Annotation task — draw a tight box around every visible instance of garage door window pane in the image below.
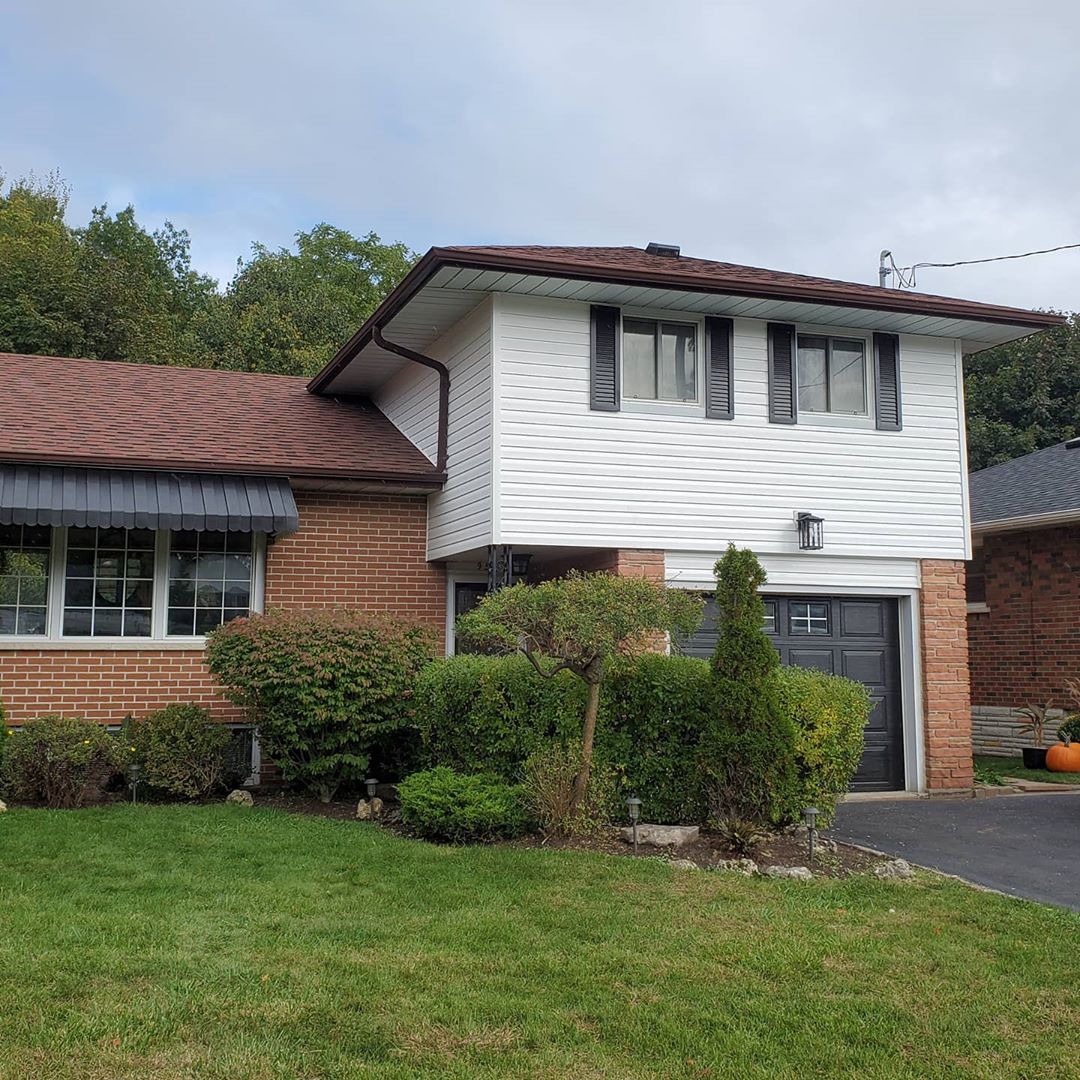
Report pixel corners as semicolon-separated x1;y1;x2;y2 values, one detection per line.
789;601;829;635
762;601;777;633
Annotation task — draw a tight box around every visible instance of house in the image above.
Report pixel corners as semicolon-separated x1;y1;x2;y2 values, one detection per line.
0;245;1062;792
968;440;1080;754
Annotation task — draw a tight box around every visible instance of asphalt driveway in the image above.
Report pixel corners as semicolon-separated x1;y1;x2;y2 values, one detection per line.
829;792;1080;910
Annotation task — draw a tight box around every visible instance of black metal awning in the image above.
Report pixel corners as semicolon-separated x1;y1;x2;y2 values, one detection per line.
0;465;299;534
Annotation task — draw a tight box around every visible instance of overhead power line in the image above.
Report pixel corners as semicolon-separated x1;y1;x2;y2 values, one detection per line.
879;242;1080;290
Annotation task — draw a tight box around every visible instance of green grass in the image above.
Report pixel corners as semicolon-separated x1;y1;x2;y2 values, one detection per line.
974;753;1080;785
1;806;1078;1079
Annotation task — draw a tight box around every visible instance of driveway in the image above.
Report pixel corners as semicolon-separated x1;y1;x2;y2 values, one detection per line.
829;792;1080;910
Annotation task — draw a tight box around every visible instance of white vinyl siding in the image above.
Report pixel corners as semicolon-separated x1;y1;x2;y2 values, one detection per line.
374;297;495;561
665;552;922;593
493;293;968;561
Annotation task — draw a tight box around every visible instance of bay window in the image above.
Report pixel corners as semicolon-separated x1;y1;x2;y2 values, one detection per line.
0;525;261;641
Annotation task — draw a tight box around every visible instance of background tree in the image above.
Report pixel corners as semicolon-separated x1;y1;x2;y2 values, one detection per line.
0;173;84;358
965;314;1080;470
456;571;702;813
200;225;416;375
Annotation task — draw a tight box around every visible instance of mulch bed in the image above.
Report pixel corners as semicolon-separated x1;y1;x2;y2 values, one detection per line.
257;793;885;879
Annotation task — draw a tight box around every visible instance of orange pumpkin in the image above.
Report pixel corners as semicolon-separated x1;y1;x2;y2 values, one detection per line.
1046;740;1080;773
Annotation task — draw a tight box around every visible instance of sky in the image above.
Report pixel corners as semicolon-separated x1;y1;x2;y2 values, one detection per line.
2;0;1078;311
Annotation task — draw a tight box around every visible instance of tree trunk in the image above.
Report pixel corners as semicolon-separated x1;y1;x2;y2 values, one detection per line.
570;679;601;814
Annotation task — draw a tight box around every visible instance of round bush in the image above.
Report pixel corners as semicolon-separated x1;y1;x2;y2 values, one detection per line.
2;715;122;808
1057;713;1080;744
398;766;528;843
128;704;233;799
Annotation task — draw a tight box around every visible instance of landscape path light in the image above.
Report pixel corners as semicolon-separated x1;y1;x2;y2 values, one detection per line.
627;795;642;855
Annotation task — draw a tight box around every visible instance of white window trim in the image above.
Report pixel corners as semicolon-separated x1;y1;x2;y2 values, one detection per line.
620;306;706;416
794;324;876;430
0;527;266;649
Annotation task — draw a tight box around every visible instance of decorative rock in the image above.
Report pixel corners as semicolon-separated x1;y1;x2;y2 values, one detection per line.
370;796;384;816
670;858;699;871
0;800;6;813
763;865;813;881
814;838;838;854
714;857;758;876
619;824;700;848
356;799;372;820
225;789;253;807
873;858;914;880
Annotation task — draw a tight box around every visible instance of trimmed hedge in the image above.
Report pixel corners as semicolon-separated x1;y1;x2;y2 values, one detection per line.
414;653;869;826
775;666;868;824
398;766;528;843
127;704;233;799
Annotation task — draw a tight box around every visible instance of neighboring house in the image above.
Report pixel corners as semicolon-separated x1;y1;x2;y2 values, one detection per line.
0;245;1061;793
968;440;1080;754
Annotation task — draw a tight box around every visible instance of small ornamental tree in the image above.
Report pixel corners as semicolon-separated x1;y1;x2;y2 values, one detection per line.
205;610;436;802
456;571;702;813
702;544;798;825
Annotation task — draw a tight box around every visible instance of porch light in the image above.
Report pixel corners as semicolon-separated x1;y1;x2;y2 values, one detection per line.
365;778;378;800
511;552;532;581
627;795;643;854
796;512;824;551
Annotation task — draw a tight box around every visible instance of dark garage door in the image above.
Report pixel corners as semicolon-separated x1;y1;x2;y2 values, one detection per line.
680;595;904;791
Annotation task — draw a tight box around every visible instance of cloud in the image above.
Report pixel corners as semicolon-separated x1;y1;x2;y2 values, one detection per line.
2;0;1078;309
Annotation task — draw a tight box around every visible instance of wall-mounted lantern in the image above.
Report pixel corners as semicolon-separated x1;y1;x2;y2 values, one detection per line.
487;546;533;590
796;512;824;551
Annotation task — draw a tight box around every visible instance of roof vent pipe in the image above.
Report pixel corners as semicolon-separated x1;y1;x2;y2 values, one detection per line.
645;242;681;258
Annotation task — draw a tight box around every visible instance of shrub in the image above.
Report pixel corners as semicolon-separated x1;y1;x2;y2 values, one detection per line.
415;654;584;777
127;704;232;799
700;546;798;826
2;715;122;807
398;766;528;843
600;654;712;823
206;610;436;802
775;666;869;825
456;571;702;815
1057;714;1080;744
416;652;710;823
522;740;614;837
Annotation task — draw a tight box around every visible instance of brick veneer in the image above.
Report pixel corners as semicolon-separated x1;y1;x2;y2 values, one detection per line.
0;491;445;724
532;548;665;582
968;525;1080;709
920;559;974;791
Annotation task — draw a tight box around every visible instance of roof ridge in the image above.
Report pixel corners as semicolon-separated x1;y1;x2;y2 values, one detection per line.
0;352;312;384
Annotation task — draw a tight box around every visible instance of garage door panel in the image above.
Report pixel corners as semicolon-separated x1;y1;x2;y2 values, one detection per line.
841;649;887;686
863;695;890;734
840;600;885;637
786;649;834;674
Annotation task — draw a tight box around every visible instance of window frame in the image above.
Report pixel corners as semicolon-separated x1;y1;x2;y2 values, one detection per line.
619;308;705;414
794;327;875;428
0;526;266;647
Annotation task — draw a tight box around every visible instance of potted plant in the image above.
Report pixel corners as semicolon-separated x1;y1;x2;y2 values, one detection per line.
1016;701;1051;770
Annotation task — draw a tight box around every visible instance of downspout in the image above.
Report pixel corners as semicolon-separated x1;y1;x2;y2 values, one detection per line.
372;326;450;475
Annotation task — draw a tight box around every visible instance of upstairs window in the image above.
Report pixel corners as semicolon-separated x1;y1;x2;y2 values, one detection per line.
797;335;867;416
623;318;698;403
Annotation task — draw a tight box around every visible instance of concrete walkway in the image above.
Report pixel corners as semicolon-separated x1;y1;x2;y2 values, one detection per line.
829;792;1080;911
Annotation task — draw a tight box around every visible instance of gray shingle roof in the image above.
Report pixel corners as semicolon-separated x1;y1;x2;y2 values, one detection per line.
970;440;1080;526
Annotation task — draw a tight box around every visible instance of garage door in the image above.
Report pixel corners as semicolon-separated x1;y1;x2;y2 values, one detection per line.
679;595;904;792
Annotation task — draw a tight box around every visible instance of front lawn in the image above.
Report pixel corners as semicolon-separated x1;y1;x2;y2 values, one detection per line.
1;806;1077;1079
975;753;1080;785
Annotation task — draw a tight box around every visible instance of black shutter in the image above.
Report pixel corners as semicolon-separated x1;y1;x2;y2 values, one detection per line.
590;305;620;412
704;316;734;420
767;323;797;424
873;332;902;430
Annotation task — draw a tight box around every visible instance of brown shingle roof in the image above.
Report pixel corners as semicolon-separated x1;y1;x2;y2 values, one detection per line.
440;245;1063;328
0;353;441;483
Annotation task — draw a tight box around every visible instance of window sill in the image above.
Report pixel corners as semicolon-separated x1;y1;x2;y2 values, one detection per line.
796;411;877;431
966;602;990;615
620;399;705;419
0;637;209;651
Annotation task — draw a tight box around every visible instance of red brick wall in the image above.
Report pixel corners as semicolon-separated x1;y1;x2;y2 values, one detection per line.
0;492;444;725
532;548;665;582
968;526;1080;710
921;559;973;791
